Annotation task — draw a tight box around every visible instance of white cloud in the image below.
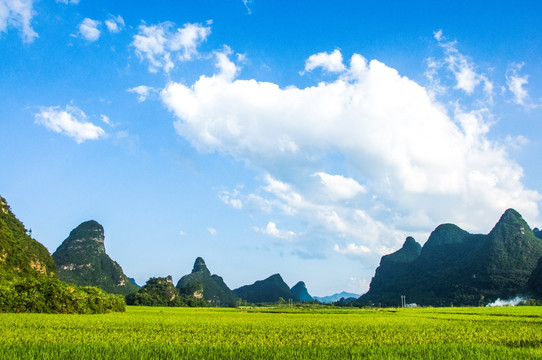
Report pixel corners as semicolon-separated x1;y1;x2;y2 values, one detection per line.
105;15;124;33
219;189;243;209
304;49;346;73
0;0;38;42
243;0;252;14
506;63;529;105
313;172;366;200
79;18;100;42
132;21;211;73
334;243;370;255
127;85;156;102
207;227;217;235
433;31;493;97
35;105;106;143
56;0;79;4
100;114;111;125
162;46;540;260
254;221;297;240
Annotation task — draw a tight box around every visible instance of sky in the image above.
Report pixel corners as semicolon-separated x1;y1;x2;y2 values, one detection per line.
1;0;542;297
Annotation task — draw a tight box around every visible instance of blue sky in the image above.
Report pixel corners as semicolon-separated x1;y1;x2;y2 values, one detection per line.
1;0;542;296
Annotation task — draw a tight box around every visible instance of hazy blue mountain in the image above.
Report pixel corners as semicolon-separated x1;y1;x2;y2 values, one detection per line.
358;209;542;306
313;292;360;304
52;220;139;296
176;257;238;306
290;281;313;302
234;274;299;304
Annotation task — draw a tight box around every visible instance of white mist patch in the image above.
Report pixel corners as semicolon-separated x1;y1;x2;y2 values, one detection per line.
486;296;525;307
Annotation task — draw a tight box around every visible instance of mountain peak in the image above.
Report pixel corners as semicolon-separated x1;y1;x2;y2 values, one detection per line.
52;220;138;295
489;208;532;239
267;273;283;282
67;220;105;250
192;257;210;275
495;208;525;227
402;236;421;252
291;281;313;302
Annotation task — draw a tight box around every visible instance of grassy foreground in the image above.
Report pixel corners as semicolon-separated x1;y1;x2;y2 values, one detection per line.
1;306;541;359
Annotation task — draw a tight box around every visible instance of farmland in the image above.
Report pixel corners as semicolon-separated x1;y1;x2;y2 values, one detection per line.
1;306;541;359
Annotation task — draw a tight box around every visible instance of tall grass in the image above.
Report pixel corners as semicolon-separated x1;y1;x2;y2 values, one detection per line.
1;306;541;359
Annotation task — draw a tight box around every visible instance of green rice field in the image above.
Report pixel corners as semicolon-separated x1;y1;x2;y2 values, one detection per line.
1;306;541;359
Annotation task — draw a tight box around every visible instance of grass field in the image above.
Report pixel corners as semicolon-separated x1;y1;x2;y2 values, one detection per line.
1;306;541;359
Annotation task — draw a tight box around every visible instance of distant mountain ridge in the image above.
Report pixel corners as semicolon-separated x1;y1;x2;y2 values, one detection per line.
234;274;299;304
313;292;360;304
358;209;542;306
52;220;139;295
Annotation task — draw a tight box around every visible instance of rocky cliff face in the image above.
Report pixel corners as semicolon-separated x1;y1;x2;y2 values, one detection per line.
176;257;238;306
358;209;542;306
52;220;138;295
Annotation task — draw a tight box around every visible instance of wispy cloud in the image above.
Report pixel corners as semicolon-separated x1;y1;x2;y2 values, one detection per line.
242;0;253;14
334;243;370;256
0;0;38;43
254;221;297;240
105;15;125;34
35;105;106;143
132;21;211;73
127;85;156;102
432;30;493;97
506;63;530;106
313;172;366;200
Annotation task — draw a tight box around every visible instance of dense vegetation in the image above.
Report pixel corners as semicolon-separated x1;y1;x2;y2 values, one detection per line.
0;276;125;313
0;196;56;279
1;306;541;359
234;273;299;304
358;209;542;307
176;257;238;306
0;195;125;314
126;276;208;307
52;220;139;295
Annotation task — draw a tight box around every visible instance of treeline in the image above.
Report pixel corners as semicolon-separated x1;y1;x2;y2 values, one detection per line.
0;275;125;314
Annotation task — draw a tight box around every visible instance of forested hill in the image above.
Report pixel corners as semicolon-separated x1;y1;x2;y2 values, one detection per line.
52;220;139;296
0;195;125;314
0;195;56;279
357;209;542;307
234;274;299;304
176;257;238;306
